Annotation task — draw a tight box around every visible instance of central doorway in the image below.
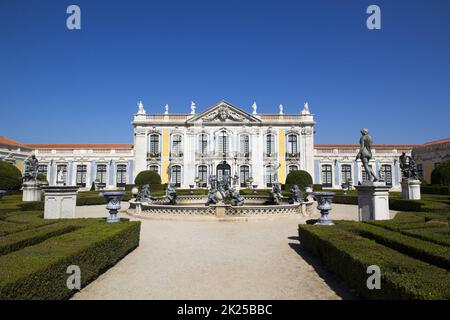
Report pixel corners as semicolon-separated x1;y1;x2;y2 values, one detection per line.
216;162;231;183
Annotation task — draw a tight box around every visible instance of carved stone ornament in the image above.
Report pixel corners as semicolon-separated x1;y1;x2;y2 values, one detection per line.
202;105;246;122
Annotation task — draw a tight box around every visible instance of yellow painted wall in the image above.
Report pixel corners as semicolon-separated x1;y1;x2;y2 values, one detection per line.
278;130;286;183
424;161;433;184
161;129;170;183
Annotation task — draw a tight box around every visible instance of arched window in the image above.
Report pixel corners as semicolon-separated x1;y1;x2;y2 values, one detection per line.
218;131;229;155
197;165;207;187
240;134;250;155
198;134;208;155
149;134;160;156
341;164;352;184
171;165;182;187
321;164;332;187
266;134;275;156
381;164;392;186
265;165;276;187
148;165;159;173
288;165;298;173
287;134;298;154
240;165;250;187
116;164;127;187
171;134;182;155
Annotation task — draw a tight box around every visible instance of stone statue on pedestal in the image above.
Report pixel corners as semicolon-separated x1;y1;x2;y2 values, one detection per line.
22;155;39;182
138;184;151;203
289;185;302;204
166;183;177;205
399;152;419;180
269;183;282;205
356;128;378;183
230;188;244;206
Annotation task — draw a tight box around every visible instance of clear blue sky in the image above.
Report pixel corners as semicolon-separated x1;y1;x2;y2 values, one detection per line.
0;0;449;145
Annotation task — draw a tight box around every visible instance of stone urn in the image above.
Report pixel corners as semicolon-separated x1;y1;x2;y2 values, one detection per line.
101;191;125;223
313;192;335;225
131;186;139;199
0;190;6;200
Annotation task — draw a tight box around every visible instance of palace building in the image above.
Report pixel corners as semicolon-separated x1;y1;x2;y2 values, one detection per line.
2;100;447;191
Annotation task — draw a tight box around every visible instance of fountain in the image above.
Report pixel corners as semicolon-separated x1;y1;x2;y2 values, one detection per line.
102;191;125;223
313;192;335;225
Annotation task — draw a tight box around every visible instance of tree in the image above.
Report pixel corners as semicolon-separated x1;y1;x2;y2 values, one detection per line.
285;170;313;192
0;161;22;191
431;160;450;186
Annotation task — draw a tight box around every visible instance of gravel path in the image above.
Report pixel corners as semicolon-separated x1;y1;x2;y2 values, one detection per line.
72;203;396;300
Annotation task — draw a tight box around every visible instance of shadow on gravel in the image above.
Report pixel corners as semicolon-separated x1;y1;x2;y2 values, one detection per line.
287;237;359;300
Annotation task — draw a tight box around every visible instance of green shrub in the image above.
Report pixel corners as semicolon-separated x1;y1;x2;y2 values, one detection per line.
0;220;141;299
336;221;450;270
36;173;47;182
298;225;450;299
134;171;162;191
0;161;22;191
421;185;450;195
19;201;44;211
285;170;313;192
332;194;358;205
431;160;450;186
313;184;323;191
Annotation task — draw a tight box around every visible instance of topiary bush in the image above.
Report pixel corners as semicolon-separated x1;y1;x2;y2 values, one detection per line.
431;159;450;186
285;170;313;192
134;170;162;191
0;161;22;191
36;173;47;183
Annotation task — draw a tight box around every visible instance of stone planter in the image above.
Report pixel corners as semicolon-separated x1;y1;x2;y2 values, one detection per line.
102;191;125;223
22;181;42;202
313;192;335;225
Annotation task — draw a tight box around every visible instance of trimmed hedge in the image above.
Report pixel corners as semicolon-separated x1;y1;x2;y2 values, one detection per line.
0;161;22;191
0;219;141;299
421;185;450;195
431;159;450;186
336;221;450;270
285;170;313;192
134;171;162;191
298;225;450;299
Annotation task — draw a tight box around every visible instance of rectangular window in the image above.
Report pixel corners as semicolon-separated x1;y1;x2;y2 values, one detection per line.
149;165;159;173
240;165;250;187
199;134;208;154
218;134;228;154
38;165;48;176
265;165;276;187
56;165;67;184
116;164;127;187
289;165;299;173
96;164;107;186
322;164;332;187
149;134;160;155
171;166;182;187
361;165;373;183
172;135;182;155
341;164;352;184
381;165;392;186
240;135;249;154
288;135;298;154
76;165;87;187
198;165;207;187
266;135;275;155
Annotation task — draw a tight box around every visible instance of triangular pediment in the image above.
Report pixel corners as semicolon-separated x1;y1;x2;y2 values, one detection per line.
187;100;261;124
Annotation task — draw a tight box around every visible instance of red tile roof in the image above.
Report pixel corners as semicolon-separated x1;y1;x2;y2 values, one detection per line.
0;136;31;149
422;138;450;146
27;144;133;149
314;144;417;149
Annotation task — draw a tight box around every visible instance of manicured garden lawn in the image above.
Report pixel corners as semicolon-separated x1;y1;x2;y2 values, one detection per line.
0;193;140;300
298;194;450;299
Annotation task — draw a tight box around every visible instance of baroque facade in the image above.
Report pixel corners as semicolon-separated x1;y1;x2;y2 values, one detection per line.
4;99;445;192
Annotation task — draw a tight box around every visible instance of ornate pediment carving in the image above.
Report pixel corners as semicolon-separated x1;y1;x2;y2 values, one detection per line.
187;101;261;124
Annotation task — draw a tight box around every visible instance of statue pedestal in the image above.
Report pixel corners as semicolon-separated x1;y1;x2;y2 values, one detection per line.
22;181;42;202
355;182;390;221
211;203;230;217
401;179;421;200
42;186;78;219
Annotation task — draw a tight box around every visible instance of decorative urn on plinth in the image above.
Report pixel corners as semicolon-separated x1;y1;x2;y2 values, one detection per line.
101;192;125;223
313;192;335;225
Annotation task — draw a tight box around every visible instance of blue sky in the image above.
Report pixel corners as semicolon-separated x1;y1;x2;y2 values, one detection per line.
0;0;449;144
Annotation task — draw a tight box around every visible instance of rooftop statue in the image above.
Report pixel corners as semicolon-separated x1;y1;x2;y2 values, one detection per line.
22;154;39;182
356;128;378;183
